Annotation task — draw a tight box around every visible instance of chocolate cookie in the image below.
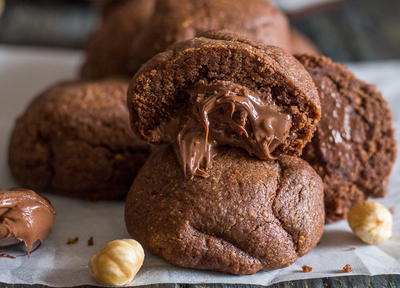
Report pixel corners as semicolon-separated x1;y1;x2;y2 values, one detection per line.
128;0;292;73
291;30;319;55
80;0;155;79
9;78;149;200
297;55;397;222
125;145;324;274
128;31;320;177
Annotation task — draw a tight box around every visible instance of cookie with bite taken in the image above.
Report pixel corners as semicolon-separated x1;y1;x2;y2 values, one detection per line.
127;31;321;177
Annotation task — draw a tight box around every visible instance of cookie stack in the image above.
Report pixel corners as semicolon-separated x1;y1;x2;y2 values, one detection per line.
124;31;327;274
124;30;396;272
7;0;396;275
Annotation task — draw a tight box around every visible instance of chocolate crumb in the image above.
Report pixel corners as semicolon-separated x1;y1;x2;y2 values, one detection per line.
0;253;16;259
66;237;79;245
302;265;313;272
341;264;353;273
346;247;356;251
88;237;94;246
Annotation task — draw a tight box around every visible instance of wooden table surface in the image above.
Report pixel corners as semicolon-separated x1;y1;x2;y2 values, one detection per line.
2;275;400;288
0;0;399;287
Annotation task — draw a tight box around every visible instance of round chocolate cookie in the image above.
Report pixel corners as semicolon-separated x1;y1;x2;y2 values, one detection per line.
291;30;319;55
80;0;155;79
128;0;292;73
125;145;324;274
9;78;149;200
128;31;320;177
297;55;397;222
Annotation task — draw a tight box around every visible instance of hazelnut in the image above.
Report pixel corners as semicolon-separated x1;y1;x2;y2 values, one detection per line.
89;239;144;286
347;201;392;244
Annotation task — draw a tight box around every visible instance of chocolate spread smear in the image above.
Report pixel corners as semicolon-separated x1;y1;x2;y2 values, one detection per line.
0;189;55;254
174;80;292;177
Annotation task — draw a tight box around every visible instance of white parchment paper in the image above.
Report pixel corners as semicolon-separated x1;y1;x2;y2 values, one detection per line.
0;46;399;286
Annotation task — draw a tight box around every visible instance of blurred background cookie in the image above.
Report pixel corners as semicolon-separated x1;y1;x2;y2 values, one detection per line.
2;0;400;62
125;146;324;274
128;0;293;73
8;78;149;200
80;0;155;79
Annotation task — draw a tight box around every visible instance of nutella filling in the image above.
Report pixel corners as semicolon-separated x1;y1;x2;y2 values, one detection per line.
0;189;55;254
175;80;292;177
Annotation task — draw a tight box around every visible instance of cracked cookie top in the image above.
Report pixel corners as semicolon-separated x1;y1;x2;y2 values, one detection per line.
125;145;324;274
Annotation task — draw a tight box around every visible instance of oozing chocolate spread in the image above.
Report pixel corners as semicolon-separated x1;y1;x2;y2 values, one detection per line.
175;80;292;177
0;188;55;253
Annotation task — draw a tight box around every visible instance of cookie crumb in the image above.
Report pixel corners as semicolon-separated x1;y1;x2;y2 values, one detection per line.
88;237;94;246
0;253;16;259
341;264;353;273
346;247;356;251
302;265;312;272
389;207;395;214
298;235;306;244
66;237;79;245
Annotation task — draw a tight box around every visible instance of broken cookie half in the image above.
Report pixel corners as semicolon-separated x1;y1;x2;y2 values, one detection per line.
127;31;321;177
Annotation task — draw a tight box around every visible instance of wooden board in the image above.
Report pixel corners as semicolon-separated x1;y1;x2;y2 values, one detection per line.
1;275;400;288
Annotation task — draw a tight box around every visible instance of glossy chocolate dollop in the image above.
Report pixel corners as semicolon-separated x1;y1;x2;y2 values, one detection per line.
0;188;55;253
174;80;292;177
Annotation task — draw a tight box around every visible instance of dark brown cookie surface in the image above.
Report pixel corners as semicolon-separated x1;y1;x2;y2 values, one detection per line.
128;31;320;176
128;0;292;73
125;145;324;275
81;0;155;79
9;79;149;200
297;55;397;222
